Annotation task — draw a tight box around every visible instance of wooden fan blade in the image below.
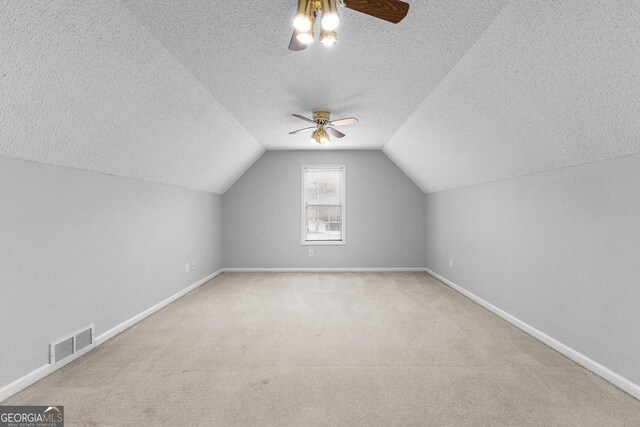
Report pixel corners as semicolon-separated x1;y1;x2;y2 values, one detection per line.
329;117;359;127
343;0;409;24
292;114;316;123
289;126;316;134
326;127;346;138
289;29;308;51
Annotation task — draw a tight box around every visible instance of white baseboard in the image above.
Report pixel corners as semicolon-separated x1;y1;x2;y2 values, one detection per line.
8;267;635;403
222;267;426;272
95;269;223;345
0;364;50;403
0;269;223;403
424;268;640;401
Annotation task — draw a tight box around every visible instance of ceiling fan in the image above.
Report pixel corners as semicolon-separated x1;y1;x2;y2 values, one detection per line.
289;0;410;50
289;111;358;144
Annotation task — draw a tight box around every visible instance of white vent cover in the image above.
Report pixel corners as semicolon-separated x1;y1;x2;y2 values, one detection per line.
50;325;95;370
75;328;93;352
53;337;74;364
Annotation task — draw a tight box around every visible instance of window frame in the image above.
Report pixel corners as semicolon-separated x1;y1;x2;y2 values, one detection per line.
301;164;346;246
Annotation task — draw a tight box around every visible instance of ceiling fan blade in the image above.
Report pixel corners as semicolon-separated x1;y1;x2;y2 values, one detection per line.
292;114;316;123
288;29;308;51
326;127;346;138
329;117;359;127
289;126;316;134
343;0;409;24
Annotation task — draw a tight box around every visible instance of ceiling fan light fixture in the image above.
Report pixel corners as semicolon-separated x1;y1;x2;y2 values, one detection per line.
293;15;313;32
309;127;330;144
289;0;410;51
293;0;313;32
310;129;320;144
321;0;340;31
318;127;330;144
320;13;340;31
296;30;315;45
320;30;337;46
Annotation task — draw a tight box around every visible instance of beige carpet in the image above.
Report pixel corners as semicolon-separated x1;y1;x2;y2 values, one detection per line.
4;272;639;426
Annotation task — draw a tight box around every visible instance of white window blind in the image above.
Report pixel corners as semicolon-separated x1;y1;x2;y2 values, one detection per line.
302;165;345;244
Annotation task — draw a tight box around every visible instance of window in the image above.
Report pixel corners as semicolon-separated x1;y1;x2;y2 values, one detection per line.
302;165;345;245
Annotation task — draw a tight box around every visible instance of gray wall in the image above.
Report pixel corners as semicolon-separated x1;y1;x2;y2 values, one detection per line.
0;157;223;388
223;151;425;268
425;153;640;386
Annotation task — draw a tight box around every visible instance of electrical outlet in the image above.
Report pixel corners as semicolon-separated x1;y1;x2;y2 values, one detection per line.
449;258;453;268
308;249;314;257
191;262;196;270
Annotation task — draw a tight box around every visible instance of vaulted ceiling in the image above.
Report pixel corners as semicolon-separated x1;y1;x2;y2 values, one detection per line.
121;0;507;151
1;1;639;194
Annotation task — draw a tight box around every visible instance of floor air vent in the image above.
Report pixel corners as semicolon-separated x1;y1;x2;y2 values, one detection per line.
53;336;74;364
50;325;95;370
75;328;93;352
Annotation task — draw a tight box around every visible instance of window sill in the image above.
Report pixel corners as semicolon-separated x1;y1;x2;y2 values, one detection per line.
301;240;346;246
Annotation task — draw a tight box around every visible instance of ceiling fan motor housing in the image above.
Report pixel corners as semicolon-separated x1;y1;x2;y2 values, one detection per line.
313;111;331;125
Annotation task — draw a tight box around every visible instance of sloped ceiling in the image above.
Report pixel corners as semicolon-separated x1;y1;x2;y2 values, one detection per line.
2;1;639;194
0;1;264;194
384;0;640;193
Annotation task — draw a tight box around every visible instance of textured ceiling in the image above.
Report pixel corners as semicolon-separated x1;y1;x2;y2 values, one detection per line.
2;1;639;194
384;0;640;193
0;1;264;194
122;0;508;150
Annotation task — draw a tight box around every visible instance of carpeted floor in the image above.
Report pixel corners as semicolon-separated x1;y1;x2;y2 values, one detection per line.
4;272;639;425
